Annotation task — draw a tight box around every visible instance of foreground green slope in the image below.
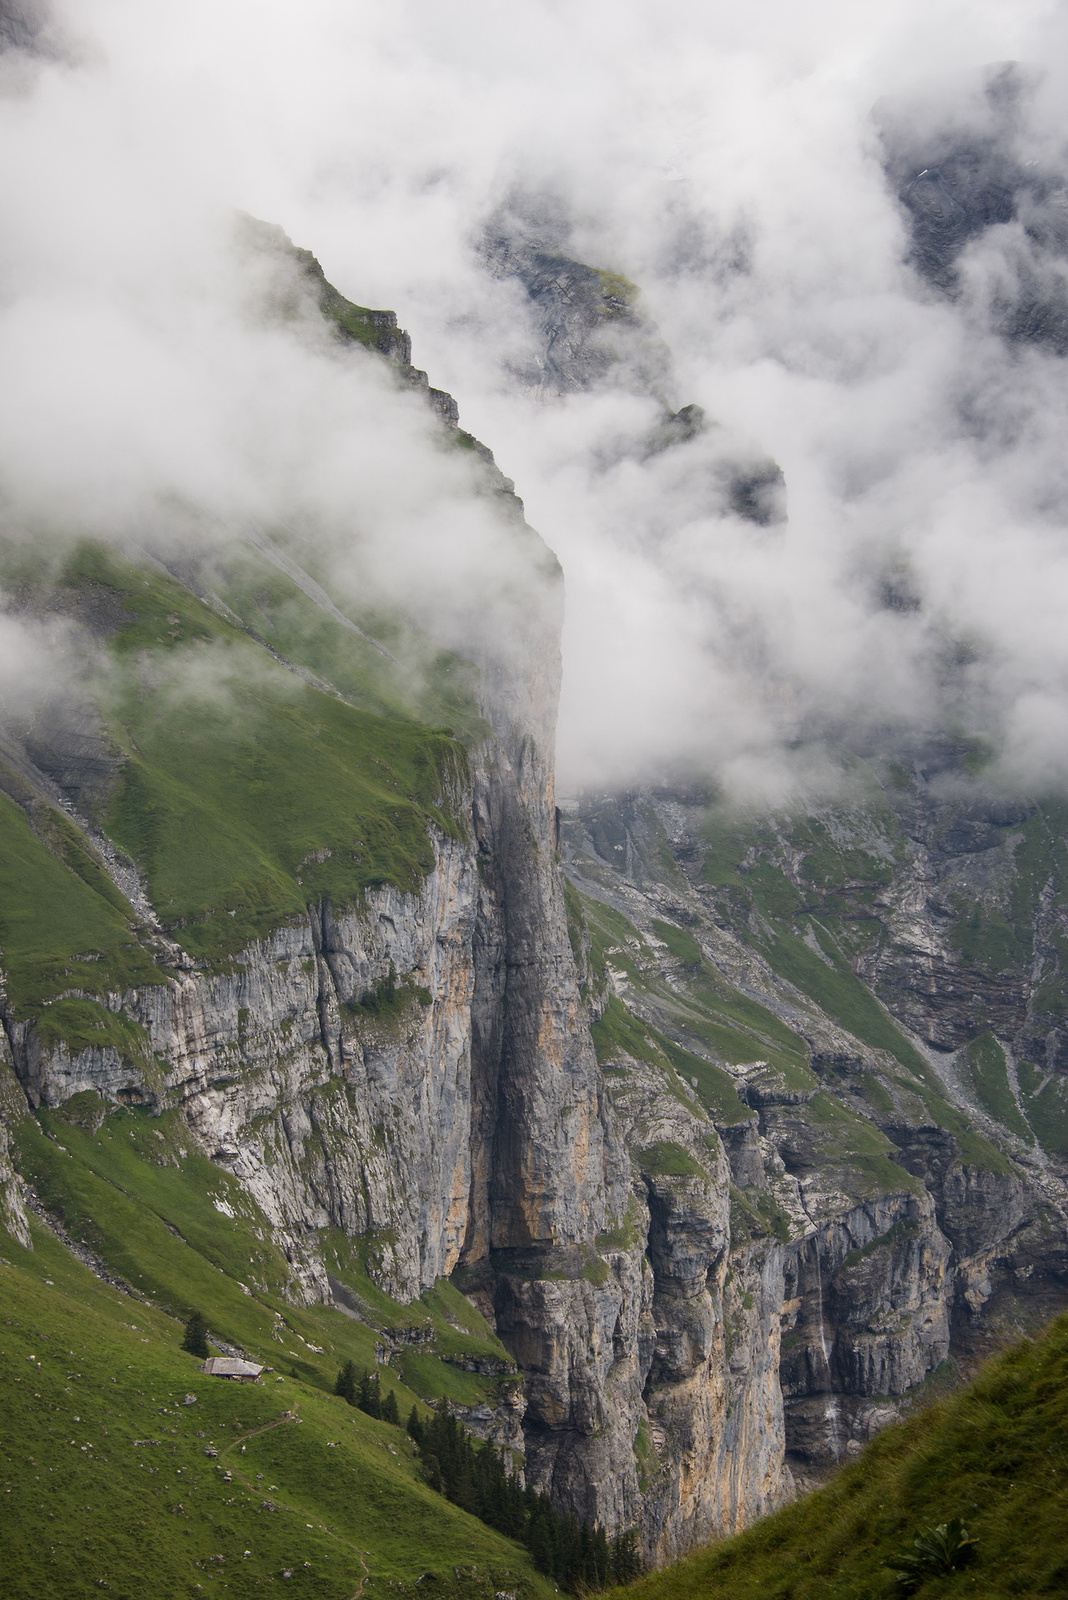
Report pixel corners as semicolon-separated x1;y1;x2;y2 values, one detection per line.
0;1108;551;1600
615;1313;1068;1600
1;1055;542;1599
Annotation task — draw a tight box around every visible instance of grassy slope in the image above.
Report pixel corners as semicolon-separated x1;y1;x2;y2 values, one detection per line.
0;789;163;1018
613;1313;1068;1600
582;894;810;1094
204;540;487;740
1016;1062;1068;1153
0;541;468;984
1;1096;549;1600
962;1034;1033;1145
578;891;918;1206
700;789;1068;1165
0;1227;550;1600
10;1096;514;1399
82;543;467;964
697;806;1017;1173
106;662;464;964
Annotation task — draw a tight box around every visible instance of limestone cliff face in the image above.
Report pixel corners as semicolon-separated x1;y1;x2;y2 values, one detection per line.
560;777;1068;1500
466;626;607;1264
0;1036;30;1250
11;836;479;1300
5;221;1068;1580
10;577;1067;1565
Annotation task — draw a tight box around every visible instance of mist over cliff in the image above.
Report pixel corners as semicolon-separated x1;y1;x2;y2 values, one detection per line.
5;12;1068;1593
2;1;1068;801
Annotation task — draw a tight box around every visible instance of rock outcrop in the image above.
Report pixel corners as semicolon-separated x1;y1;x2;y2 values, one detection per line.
878;61;1068;353
559;773;1068;1503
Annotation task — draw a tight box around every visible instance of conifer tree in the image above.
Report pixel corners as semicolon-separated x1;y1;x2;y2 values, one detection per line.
527;1497;557;1577
381;1387;400;1426
357;1368;382;1419
335;1360;357;1405
591;1524;610;1587
610;1528;643;1584
406;1391;640;1594
181;1310;209;1359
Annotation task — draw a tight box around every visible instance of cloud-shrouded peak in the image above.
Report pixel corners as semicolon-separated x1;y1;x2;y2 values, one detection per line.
2;2;1068;803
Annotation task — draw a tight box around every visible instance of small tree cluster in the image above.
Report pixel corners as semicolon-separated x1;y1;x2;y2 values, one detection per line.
181;1310;210;1359
334;1362;399;1424
407;1403;642;1592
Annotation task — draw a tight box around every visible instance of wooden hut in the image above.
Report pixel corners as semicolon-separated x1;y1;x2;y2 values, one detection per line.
200;1357;264;1383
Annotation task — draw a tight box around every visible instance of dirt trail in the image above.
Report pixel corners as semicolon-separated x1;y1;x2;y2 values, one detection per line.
218;1405;371;1598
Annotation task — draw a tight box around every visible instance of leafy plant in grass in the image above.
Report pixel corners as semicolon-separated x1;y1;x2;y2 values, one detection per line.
884;1518;977;1591
180;1309;209;1358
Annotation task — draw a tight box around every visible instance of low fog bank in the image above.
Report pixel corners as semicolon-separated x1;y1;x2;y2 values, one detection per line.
0;14;560;730
3;1;1068;806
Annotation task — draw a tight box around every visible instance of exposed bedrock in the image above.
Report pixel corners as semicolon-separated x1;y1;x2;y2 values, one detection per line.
778;1195;951;1469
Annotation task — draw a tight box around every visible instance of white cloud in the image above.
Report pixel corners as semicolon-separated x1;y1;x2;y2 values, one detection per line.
3;0;1068;801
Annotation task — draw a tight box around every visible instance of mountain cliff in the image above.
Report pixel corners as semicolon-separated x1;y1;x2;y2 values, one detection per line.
559;768;1068;1515
1;209;1067;1600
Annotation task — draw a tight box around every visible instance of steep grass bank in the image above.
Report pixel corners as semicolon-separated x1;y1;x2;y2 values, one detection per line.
0;1224;551;1600
0;1089;552;1600
615;1313;1068;1599
0;537;470;990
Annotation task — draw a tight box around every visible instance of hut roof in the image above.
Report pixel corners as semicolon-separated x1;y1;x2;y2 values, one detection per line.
200;1357;264;1378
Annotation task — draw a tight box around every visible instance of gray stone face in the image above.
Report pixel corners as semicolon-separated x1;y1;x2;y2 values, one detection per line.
7;630;1068;1564
559;774;1068;1505
0;1031;30;1250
